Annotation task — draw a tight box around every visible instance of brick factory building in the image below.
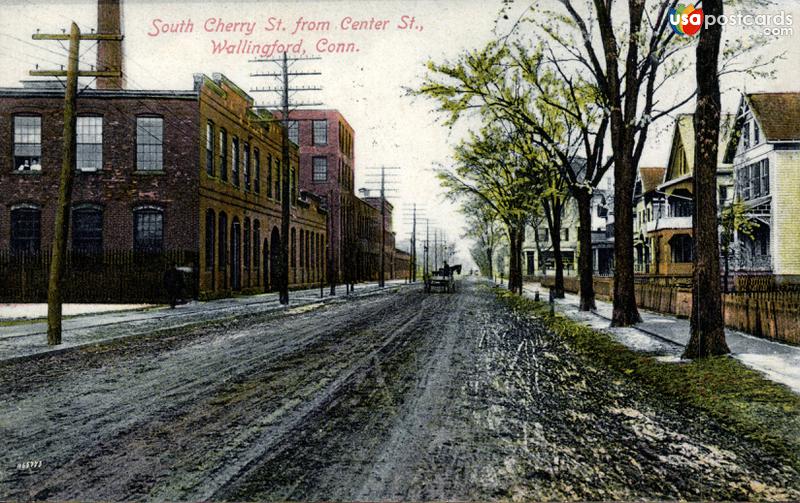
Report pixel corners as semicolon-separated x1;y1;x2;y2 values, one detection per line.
281;109;410;284
0;73;327;302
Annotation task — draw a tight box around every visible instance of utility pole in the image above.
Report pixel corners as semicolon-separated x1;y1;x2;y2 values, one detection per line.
249;53;321;304
401;204;425;283
31;23;122;345
364;166;400;287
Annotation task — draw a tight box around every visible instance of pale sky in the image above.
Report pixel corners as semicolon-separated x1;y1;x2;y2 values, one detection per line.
2;0;799;268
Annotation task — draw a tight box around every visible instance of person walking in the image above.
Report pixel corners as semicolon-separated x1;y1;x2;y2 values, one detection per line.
163;263;183;309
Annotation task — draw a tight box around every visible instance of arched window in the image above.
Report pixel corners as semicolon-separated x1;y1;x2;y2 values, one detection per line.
72;205;103;254
133;206;163;252
10;204;41;253
300;229;305;270
205;209;215;271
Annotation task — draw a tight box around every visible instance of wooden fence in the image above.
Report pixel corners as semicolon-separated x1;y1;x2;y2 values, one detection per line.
539;275;800;346
0;249;198;303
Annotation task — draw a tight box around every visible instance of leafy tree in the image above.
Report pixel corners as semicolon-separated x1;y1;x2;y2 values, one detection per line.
719;198;759;294
462;195;504;279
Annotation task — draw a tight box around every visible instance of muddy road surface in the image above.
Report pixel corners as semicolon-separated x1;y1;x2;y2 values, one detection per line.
1;280;798;501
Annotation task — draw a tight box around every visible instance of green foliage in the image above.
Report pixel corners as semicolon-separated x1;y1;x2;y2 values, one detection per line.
496;289;800;470
720;198;759;253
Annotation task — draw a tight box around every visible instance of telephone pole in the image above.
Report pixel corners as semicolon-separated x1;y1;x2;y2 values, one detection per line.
31;23;122;345
364;166;400;287
401;204;426;283
250;53;321;304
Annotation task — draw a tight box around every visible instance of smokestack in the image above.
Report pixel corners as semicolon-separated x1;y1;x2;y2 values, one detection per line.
97;0;124;89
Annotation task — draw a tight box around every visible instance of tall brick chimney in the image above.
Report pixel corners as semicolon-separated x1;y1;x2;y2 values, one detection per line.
96;0;124;89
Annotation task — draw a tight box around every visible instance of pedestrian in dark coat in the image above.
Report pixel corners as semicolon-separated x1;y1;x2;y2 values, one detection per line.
163;264;183;308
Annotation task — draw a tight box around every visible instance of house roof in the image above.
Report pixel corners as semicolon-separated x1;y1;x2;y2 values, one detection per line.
673;113;735;170
748;92;800;141
639;167;666;194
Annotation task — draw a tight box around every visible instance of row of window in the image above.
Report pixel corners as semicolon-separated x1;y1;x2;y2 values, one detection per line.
287;119;328;146
205;121;300;201
8;205;164;254
12;115;164;172
203;209;324;285
736;158;770;200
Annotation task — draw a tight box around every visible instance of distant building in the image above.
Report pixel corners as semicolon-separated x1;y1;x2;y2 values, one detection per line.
729;92;800;282
632;166;666;274
282;109;407;284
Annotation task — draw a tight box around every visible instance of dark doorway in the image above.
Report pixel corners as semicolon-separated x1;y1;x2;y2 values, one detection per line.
263;238;270;291
270;227;281;291
231;218;241;290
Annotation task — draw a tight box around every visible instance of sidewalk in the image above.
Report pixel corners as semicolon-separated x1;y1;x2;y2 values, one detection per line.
0;279;410;362
523;282;800;395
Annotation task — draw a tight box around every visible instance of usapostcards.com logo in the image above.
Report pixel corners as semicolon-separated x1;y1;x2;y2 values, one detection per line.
669;3;794;37
669;4;703;36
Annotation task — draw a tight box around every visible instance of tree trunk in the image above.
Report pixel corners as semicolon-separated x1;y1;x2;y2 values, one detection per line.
551;210;564;298
515;222;525;295
611;151;641;325
508;226;518;292
684;0;729;359
575;189;596;310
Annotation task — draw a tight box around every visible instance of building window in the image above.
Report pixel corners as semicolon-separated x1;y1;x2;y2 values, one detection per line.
253;220;261;276
742;122;750;151
254;148;261;194
753;121;760;146
244;143;251;191
133;207;164;252
313;156;328;182
537;228;548;242
72;206;103;254
312;119;327;146
751;162;762;198
562;228;569;241
205;209;215;271
231;136;240;187
288;120;299;144
13;115;42;171
77;116;103;171
274;159;281;201
206;121;215;177
10;206;41;254
219;128;228;182
738;159;770;201
267;154;273;198
671;234;693;263
290;167;297;204
136;117;163;171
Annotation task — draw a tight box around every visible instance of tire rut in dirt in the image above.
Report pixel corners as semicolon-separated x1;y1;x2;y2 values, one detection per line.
0;288;429;501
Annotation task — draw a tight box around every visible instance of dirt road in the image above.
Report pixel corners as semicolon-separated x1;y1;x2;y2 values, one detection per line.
1;280;797;500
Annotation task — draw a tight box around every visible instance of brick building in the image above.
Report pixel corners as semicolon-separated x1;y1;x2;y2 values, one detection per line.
282;109;405;284
0;73;327;302
279;109;354;283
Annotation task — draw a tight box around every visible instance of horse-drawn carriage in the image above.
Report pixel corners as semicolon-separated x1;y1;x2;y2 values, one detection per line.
424;263;462;293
